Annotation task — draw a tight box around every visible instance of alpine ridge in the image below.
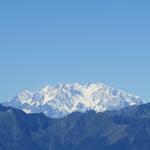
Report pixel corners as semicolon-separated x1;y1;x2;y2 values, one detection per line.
4;83;143;118
0;103;150;150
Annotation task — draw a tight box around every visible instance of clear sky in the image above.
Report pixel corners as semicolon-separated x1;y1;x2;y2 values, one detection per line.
0;0;150;101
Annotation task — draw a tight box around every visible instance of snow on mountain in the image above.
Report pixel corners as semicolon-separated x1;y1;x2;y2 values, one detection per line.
4;83;143;118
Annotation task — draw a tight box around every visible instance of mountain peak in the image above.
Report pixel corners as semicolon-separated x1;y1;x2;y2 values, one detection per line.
4;83;143;118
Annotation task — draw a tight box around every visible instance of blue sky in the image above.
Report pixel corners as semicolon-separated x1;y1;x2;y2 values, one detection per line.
0;0;150;101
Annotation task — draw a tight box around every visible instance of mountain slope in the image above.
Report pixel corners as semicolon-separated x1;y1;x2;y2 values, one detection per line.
0;104;150;150
4;83;143;118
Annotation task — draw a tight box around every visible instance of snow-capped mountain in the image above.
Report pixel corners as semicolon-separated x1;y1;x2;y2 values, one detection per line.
4;83;143;118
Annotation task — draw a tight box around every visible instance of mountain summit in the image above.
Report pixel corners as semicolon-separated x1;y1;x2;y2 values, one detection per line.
4;83;143;118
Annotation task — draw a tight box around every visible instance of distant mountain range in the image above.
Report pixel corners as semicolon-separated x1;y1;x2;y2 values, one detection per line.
0;103;150;150
4;83;143;118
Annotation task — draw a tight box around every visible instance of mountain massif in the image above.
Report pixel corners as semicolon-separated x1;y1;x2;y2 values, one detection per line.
4;83;143;118
0;103;150;150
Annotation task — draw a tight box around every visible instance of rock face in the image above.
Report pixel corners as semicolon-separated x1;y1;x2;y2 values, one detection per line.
0;103;150;150
4;83;143;118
